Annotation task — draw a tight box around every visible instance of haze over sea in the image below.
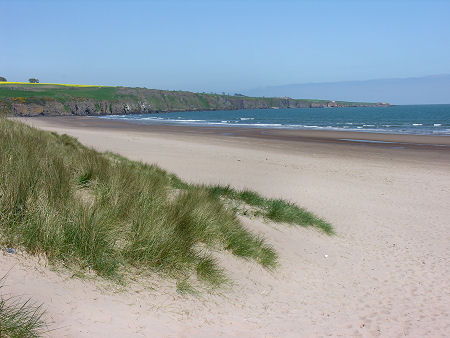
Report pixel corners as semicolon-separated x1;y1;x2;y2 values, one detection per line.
101;104;450;136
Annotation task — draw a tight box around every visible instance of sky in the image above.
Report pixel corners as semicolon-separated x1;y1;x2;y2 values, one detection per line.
1;0;450;95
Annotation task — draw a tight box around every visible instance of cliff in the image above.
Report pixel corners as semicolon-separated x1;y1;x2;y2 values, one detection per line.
0;83;389;117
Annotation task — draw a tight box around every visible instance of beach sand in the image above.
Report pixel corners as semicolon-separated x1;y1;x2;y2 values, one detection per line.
1;116;449;337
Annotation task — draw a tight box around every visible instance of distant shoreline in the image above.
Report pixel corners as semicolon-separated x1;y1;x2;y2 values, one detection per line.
0;82;388;117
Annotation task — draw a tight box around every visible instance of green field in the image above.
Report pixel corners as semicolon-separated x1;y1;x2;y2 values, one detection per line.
0;84;125;102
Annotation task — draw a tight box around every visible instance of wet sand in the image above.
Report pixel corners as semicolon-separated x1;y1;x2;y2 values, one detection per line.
25;115;450;148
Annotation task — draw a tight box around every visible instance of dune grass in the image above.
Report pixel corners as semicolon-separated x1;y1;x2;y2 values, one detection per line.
0;117;332;287
209;186;334;234
0;277;47;338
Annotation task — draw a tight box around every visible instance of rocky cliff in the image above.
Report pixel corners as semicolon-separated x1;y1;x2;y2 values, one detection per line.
0;84;389;117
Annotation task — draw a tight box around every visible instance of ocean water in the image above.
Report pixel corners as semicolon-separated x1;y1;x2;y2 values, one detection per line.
99;104;450;135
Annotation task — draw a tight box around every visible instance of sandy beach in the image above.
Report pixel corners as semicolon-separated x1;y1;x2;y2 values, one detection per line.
2;116;449;337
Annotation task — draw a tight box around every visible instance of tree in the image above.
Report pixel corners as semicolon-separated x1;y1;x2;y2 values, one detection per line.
0;76;6;82
28;78;39;83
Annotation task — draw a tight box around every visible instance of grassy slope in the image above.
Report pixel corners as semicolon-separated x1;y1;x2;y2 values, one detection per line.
0;82;377;108
0;117;332;287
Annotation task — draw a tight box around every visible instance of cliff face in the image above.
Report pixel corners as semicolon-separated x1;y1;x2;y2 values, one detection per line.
0;84;389;117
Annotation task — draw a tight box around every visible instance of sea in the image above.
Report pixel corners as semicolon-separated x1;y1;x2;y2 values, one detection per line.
99;104;450;136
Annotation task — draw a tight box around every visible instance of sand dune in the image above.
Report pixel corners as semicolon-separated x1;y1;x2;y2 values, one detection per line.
1;116;449;337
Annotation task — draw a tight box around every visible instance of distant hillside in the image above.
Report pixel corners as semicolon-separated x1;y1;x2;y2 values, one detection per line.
0;83;386;116
243;74;450;105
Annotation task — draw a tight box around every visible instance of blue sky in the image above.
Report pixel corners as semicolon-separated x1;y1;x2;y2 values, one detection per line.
1;0;450;93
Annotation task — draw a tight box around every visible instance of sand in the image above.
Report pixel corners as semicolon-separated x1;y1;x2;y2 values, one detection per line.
1;116;449;337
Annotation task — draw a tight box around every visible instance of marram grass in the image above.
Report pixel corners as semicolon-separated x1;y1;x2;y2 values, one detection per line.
0;117;332;287
0;276;47;338
209;186;334;234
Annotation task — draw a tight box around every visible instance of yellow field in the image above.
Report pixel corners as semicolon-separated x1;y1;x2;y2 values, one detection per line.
0;82;110;88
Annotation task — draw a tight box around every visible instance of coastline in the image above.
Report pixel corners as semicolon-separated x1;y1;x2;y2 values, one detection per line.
3;115;450;336
17;115;450;143
1;82;385;118
16;115;450;165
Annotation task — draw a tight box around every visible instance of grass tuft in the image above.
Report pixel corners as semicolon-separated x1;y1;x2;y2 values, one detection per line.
77;172;92;186
196;256;227;286
209;185;333;234
0;277;47;338
176;279;196;295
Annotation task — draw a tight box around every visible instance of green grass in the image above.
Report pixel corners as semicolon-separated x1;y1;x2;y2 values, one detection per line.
209;186;333;234
194;93;211;109
0;118;332;288
0;277;47;338
176;279;196;295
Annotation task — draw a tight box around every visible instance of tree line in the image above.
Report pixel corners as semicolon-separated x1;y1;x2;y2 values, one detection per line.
0;77;40;83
